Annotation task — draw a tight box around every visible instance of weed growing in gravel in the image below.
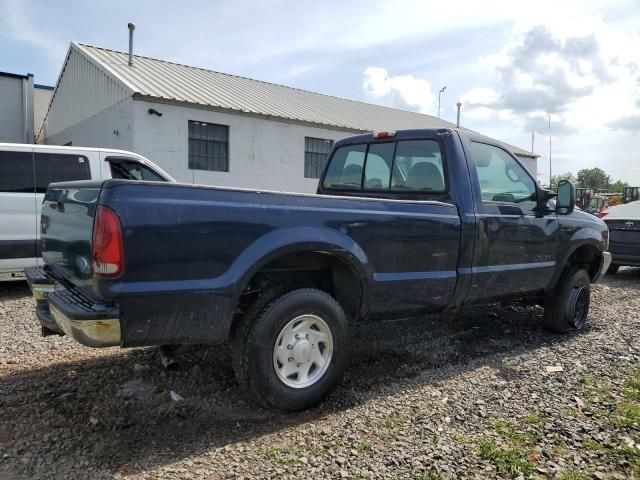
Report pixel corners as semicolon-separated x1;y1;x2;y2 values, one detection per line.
382;412;402;429
478;439;534;476
611;402;640;427
615;442;640;471
451;431;472;444
610;367;640;427
489;417;541;445
355;440;372;453
523;412;543;425
557;469;589;480
582;438;605;451
265;445;305;466
623;368;640;401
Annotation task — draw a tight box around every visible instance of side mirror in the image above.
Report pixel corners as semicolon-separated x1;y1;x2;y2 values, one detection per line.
556;180;576;215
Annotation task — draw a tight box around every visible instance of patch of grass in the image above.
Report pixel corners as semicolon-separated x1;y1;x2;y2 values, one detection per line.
623;368;640;401
451;431;472;444
583;438;605;451
610;401;640;427
580;373;595;386
615;442;640;467
478;439;534;477
489;418;541;445
523;412;543;425
355;440;372;453
265;445;304;466
382;412;402;429
558;470;589;480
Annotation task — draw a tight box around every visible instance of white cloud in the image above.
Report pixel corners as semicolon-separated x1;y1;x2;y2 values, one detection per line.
362;66;437;115
1;0;67;64
462;17;640;137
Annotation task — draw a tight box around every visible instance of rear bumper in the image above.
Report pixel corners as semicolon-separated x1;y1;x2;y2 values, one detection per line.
25;266;121;348
592;251;612;283
609;251;640;267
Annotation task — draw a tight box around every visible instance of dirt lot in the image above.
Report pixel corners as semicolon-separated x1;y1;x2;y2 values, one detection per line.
1;272;639;480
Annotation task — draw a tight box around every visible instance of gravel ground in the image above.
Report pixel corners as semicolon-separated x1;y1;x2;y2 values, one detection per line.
0;272;639;480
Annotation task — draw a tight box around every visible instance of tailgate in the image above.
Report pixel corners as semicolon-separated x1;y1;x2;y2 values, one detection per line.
41;181;102;294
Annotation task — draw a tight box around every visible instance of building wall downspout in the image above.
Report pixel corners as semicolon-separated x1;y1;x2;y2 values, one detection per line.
23;74;35;143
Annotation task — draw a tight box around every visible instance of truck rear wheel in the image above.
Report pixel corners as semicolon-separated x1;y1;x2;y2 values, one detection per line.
544;267;591;333
231;288;348;411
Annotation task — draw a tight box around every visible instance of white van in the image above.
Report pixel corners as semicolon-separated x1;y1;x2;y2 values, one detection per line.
0;144;174;275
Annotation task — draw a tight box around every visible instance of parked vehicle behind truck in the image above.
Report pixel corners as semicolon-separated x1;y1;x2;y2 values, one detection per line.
0;144;173;276
599;200;640;273
26;129;610;411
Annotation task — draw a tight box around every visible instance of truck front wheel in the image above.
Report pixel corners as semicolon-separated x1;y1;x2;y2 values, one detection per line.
232;288;349;411
544;267;591;333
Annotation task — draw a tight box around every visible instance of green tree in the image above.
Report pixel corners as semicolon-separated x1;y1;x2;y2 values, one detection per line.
576;168;611;190
550;172;577;190
609;180;629;193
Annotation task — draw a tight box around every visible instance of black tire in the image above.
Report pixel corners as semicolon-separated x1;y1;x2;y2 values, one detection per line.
607;264;620;275
231;288;349;412
544;268;591;333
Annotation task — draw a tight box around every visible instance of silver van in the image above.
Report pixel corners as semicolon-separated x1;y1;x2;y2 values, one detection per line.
0;144;174;275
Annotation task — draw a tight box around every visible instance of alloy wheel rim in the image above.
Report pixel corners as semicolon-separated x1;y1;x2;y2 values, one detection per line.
272;314;333;389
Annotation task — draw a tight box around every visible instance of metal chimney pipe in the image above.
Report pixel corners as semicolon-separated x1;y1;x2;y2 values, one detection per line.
456;102;462;128
128;22;136;66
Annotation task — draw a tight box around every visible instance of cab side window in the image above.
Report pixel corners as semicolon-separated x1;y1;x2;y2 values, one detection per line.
109;159;166;182
470;142;537;214
0;151;34;193
34;153;91;193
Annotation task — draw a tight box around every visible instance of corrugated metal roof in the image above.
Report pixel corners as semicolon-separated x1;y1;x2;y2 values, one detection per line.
75;43;536;158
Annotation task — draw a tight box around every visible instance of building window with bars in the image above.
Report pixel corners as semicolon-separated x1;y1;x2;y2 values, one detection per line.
304;137;334;179
188;120;229;172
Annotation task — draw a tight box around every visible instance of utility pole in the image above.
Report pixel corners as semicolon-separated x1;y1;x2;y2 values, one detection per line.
531;131;535;154
438;86;447;118
548;115;552;186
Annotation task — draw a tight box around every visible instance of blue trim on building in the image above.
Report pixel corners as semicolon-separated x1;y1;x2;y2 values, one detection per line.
0;71;33;80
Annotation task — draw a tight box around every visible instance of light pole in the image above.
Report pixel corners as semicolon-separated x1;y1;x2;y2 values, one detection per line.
438;86;447;118
548;115;552;186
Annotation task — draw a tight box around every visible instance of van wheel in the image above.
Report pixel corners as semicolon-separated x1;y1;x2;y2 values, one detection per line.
607;264;620;274
544;268;591;333
231;288;348;412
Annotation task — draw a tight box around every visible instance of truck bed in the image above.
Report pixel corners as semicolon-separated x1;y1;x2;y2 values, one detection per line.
39;179;461;346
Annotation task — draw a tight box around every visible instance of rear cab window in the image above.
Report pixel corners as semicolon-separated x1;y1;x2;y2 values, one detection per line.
322;139;446;194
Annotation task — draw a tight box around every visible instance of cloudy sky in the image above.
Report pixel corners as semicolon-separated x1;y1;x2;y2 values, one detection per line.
1;0;639;184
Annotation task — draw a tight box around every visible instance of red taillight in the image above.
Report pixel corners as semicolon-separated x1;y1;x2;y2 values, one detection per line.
373;130;396;138
92;205;124;277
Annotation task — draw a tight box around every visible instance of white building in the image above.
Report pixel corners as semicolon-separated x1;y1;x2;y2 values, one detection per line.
0;71;53;144
38;43;537;192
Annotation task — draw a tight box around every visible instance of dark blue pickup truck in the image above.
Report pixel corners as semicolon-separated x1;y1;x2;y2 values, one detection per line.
26;129;611;411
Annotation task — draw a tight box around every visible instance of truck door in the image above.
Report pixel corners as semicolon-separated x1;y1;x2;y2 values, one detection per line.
464;140;559;302
0;147;36;273
319;135;461;317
